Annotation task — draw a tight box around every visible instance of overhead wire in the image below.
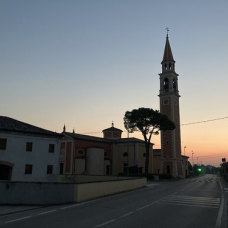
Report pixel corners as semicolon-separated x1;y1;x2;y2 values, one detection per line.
79;116;228;134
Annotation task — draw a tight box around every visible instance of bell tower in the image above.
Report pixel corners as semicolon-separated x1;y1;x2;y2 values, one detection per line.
159;33;183;177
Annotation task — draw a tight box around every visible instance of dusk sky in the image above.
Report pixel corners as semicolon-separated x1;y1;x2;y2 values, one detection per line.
1;0;228;166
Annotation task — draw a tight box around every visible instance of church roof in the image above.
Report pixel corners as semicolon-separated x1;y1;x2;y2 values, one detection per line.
102;123;123;133
162;35;175;63
0;116;61;137
64;132;111;142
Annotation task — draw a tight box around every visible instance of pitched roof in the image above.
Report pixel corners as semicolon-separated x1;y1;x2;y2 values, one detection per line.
0;116;61;137
162;35;175;63
102;126;123;132
64;132;111;143
64;133;150;144
116;137;145;143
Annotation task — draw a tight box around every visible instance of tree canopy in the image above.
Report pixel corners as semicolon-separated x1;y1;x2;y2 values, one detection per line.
124;107;175;177
124;108;175;143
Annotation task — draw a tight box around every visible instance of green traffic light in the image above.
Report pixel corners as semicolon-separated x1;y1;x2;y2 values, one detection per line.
197;168;202;172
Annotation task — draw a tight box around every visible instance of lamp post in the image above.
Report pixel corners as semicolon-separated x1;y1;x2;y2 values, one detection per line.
184;146;187;155
192;151;194;165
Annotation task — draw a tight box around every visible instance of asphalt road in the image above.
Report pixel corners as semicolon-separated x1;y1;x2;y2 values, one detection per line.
0;174;224;228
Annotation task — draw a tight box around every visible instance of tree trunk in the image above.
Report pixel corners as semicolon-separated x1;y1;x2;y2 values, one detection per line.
145;142;150;178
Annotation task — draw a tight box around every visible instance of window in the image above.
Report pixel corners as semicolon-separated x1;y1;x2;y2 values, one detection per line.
47;165;53;174
26;142;33;152
49;144;55;153
59;163;64;174
163;99;169;105
143;153;146;157
163;78;169;91
25;164;33;174
104;151;107;157
123;152;128;157
78;150;83;155
173;79;177;90
0;138;7;150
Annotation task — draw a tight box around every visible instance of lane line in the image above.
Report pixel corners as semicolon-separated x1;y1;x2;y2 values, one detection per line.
93;193;175;227
37;210;57;215
118;211;134;218
61;202;86;210
162;202;219;209
215;178;224;228
5;216;31;224
93;219;117;228
147;183;159;187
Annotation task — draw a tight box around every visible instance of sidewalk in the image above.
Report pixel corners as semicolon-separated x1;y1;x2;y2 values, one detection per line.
0;205;41;216
220;176;228;228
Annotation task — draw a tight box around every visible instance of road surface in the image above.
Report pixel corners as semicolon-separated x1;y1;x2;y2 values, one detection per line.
0;174;224;228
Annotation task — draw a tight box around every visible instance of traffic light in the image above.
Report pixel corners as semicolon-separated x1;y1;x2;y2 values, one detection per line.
197;168;202;172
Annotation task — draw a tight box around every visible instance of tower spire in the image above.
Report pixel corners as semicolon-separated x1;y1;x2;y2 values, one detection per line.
162;32;174;63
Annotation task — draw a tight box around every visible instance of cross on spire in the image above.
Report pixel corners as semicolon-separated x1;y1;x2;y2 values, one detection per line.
165;27;170;37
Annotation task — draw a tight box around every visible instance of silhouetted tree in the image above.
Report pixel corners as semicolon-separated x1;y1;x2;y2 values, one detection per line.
124;108;175;177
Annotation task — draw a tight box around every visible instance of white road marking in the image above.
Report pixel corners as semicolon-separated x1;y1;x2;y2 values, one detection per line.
61;202;86;210
147;183;159;187
93;194;173;227
160;195;220;208
5;216;31;224
93;219;117;228
164;202;219;209
37;209;57;215
118;211;134;218
215;178;224;228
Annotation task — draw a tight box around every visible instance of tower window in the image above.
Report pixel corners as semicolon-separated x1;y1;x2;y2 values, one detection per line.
163;99;169;105
173;79;177;90
169;63;171;70
163;78;169;91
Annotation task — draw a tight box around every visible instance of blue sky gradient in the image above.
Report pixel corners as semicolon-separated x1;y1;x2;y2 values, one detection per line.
1;0;228;165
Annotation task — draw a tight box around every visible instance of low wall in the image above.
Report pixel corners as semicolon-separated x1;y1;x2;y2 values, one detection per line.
0;181;75;205
75;178;147;202
0;178;146;205
58;174;134;183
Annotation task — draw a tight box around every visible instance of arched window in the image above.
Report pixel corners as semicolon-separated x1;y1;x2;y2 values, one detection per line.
165;63;167;70
163;78;169;91
173;79;177;90
169;63;171;70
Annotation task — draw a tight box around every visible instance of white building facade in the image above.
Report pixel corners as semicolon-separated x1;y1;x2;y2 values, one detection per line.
0;116;61;182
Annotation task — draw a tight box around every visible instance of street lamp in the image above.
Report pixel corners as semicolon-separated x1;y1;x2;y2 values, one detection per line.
192;151;194;165
184;146;187;155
